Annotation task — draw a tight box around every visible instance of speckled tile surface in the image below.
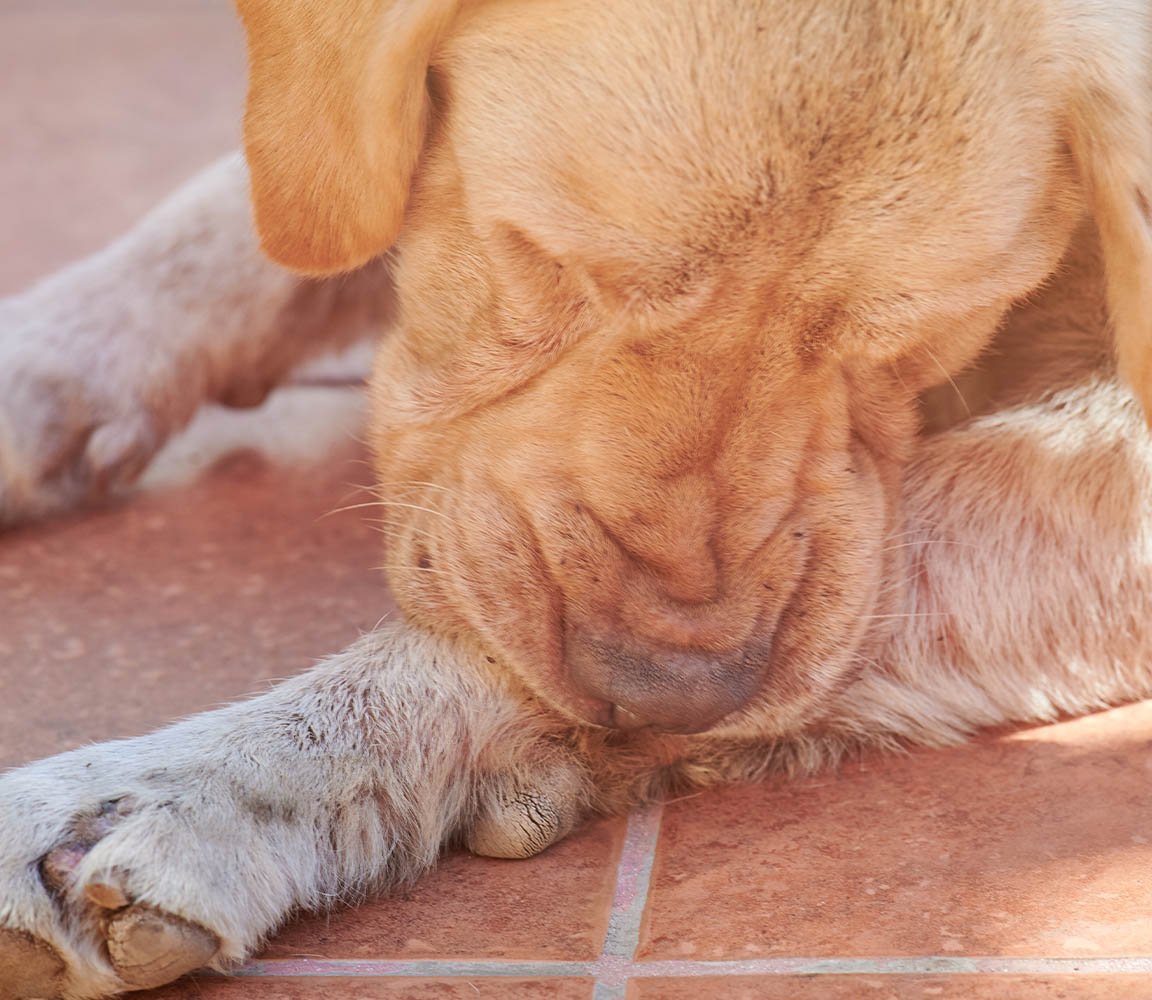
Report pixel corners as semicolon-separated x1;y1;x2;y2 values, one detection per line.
640;704;1152;961
0;444;388;766
0;0;245;296
264;818;625;963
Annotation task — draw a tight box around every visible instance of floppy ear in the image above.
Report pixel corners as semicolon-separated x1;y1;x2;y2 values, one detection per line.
235;0;463;275
1066;12;1152;423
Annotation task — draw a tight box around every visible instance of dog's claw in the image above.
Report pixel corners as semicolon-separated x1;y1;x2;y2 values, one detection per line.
0;928;66;1000
105;907;219;990
84;878;130;911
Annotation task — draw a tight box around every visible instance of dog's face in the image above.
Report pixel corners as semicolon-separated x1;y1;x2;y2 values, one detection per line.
236;0;1152;737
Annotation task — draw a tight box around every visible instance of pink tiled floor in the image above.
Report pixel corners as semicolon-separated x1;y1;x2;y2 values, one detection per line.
3;5;1152;999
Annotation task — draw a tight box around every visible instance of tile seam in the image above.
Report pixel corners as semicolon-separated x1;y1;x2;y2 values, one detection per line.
223;955;1152;978
622;957;1152;976
229;960;591;978
592;803;665;999
599;803;666;960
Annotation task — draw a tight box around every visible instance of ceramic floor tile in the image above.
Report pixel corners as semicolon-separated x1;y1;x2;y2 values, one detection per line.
145;977;594;999
262;816;624;962
640;702;1152;960
0;444;391;766
627;976;1152;999
0;0;245;294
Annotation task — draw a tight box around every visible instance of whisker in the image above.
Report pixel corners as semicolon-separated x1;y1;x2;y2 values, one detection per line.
375;479;460;496
882;526;943;542
335;482;375;502
368;609;396;633
318;500;398;519
923;344;971;418
377;563;455;578
859;611;950;620
328;499;452;520
879;539;982;553
370;522;445;544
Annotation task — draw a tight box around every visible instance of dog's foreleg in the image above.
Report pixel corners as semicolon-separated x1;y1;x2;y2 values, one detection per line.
835;377;1152;745
0;153;393;524
0;625;590;999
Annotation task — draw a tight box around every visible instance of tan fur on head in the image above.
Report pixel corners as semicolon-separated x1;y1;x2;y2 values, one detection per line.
236;0;1152;411
236;0;465;274
235;0;1152;739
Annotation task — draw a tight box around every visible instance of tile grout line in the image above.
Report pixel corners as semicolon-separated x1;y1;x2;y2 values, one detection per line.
230;959;590;978
224;803;1152;987
228;956;1152;979
591;802;666;1000
229;803;665;990
614;957;1152;977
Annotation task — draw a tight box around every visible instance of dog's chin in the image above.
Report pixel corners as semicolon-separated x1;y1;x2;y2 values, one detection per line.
538;693;743;736
515;659;841;741
469;626;785;739
383;473;890;742
394;563;877;742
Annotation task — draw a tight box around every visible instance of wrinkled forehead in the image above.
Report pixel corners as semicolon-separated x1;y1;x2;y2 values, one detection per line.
440;2;776;251
435;0;1066;298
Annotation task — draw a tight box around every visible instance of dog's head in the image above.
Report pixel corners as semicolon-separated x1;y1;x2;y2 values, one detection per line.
236;0;1152;737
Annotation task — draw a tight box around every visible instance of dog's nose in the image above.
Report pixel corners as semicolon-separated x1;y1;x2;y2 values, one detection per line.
565;630;760;733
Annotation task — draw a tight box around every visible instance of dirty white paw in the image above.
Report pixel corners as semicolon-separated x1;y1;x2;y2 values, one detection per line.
0;728;309;999
0;750;586;1000
0;629;598;999
0;744;591;999
0;291;197;526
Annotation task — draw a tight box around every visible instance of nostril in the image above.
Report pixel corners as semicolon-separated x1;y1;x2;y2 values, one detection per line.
566;629;762;734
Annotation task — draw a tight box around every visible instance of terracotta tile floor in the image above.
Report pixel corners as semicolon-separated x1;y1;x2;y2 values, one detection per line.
4;4;1152;999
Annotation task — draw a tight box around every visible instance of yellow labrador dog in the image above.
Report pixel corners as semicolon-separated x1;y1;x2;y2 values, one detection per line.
3;0;1152;996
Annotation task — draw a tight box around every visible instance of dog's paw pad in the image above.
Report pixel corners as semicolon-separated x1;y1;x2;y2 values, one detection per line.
106;907;219;990
467;761;587;860
468;787;575;859
0;929;65;1000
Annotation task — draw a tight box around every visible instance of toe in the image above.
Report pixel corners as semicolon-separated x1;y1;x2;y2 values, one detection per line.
467;761;587;860
84;419;157;495
105;906;219;990
468;787;575;859
38;799;135;899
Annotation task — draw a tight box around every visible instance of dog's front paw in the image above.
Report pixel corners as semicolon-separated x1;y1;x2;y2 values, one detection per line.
0;294;189;526
0;734;304;999
0;630;606;999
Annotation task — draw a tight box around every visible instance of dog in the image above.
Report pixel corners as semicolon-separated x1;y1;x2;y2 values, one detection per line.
2;0;1152;996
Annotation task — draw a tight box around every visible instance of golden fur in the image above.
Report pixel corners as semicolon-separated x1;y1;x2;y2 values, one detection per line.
241;0;1152;738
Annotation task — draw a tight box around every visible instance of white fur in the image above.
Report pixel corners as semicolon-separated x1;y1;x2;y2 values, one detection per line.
0;628;587;998
0;155;390;524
